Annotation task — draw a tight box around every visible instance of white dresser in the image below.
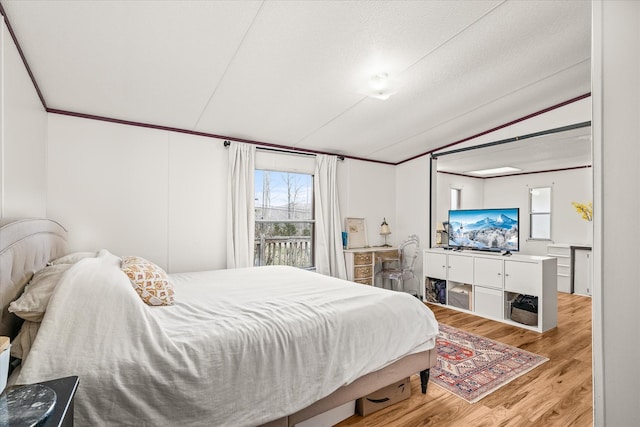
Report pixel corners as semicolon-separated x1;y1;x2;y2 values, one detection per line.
547;244;572;293
547;243;592;296
423;248;557;332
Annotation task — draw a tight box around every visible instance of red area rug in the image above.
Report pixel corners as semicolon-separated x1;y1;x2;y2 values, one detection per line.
431;323;548;403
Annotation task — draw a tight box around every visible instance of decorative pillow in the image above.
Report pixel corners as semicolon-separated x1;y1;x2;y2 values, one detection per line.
120;256;174;306
48;251;97;266
8;264;71;322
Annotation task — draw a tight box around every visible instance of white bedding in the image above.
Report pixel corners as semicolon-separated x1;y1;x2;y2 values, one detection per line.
17;251;438;426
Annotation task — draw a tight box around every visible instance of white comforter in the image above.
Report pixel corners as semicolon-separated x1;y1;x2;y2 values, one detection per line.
18;251;438;426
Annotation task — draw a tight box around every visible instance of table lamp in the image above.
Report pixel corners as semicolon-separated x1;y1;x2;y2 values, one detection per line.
380;218;391;247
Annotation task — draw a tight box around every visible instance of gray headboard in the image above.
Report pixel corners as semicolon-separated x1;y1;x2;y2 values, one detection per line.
0;218;67;339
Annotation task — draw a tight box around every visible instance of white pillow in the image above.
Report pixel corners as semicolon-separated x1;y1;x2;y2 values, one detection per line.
48;251;97;266
8;264;71;321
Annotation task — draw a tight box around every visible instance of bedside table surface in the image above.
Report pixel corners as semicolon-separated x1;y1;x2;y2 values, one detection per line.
31;376;79;427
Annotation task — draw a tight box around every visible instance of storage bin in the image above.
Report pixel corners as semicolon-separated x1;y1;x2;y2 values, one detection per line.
448;285;473;310
510;294;538;326
511;308;538;326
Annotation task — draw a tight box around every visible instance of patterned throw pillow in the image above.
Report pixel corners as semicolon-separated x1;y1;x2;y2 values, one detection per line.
121;256;174;306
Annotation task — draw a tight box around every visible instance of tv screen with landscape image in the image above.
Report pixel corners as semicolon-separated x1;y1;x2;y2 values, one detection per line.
448;208;519;252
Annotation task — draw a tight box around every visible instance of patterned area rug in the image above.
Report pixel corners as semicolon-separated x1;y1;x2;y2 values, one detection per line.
431;323;548;403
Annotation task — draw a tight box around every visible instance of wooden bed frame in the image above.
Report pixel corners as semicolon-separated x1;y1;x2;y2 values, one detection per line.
0;218;435;427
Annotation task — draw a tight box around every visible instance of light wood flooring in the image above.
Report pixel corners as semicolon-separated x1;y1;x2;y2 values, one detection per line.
335;292;592;427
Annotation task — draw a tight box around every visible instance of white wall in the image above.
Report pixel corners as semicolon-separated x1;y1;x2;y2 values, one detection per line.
483;168;592;255
338;158;396;248
47;115;395;273
0;22;47;218
167;132;227;273
394;156;431;295
47;114;228;273
592;2;640;425
435;172;484;224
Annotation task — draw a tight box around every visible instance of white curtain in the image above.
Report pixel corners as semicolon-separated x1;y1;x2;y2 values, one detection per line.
314;154;347;279
227;142;256;268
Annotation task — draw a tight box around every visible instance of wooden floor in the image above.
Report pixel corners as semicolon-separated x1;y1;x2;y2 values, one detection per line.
335;292;592;427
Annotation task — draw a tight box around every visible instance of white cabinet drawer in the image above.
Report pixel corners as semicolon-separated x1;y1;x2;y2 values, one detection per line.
504;260;539;295
447;254;473;283
547;245;570;257
557;275;571;293
474;257;503;289
474;286;503;319
424;252;447;280
557;264;571;276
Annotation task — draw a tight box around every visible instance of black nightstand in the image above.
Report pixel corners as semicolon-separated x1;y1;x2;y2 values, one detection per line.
29;376;79;427
1;375;79;426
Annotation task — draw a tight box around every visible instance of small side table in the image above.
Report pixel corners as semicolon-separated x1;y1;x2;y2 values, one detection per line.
19;376;79;427
41;376;79;427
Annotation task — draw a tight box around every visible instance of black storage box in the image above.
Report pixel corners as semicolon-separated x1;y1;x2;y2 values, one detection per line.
510;294;538;326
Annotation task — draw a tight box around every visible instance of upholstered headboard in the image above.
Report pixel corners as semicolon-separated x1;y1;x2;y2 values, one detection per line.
0;218;67;339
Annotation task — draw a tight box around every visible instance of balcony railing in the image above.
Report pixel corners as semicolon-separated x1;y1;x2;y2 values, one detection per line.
254;236;312;268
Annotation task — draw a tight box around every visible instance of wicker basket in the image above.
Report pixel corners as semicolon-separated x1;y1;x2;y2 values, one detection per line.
511;306;538;326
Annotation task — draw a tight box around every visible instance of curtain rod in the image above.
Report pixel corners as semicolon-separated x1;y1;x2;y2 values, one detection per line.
432;121;591;159
223;140;344;161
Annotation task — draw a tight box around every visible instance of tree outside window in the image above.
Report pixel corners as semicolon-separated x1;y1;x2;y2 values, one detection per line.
254;170;314;268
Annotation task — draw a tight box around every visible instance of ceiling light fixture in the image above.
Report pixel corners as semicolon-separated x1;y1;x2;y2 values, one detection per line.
359;72;400;101
370;72;389;91
467;166;522;175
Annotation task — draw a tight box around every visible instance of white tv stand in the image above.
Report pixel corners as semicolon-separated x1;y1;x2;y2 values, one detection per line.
423;248;557;332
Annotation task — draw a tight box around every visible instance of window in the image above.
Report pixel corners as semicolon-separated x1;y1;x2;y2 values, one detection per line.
254;170;314;268
529;187;551;240
450;188;461;210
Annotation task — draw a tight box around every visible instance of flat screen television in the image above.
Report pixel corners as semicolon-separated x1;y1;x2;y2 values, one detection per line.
448;208;519;253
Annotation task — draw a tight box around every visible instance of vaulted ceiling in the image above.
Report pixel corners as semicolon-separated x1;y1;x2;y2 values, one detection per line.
1;0;591;167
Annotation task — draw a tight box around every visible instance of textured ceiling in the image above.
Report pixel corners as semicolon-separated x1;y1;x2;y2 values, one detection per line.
1;0;591;167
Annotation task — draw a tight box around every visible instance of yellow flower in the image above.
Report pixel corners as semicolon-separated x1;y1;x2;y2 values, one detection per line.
572;201;593;222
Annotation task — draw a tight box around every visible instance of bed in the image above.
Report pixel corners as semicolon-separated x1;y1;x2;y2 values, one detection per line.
0;218;438;426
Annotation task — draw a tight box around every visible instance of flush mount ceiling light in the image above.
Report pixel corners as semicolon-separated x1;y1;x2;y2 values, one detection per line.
467;166;522;175
370;72;389;90
359;72;401;100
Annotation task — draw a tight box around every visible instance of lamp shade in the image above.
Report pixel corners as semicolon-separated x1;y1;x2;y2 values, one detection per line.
380;218;391;235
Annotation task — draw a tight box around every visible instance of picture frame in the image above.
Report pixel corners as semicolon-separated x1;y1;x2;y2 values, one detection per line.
345;217;367;249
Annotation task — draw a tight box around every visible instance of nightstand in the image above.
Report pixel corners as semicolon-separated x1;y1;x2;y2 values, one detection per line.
8;376;79;427
40;376;79;427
